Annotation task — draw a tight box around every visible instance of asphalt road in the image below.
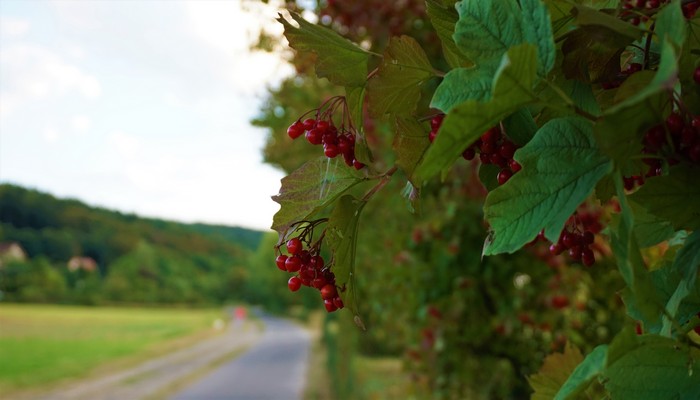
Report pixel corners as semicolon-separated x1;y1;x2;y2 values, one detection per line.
169;315;312;400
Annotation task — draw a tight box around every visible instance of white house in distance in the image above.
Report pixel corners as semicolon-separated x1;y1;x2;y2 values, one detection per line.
0;242;27;268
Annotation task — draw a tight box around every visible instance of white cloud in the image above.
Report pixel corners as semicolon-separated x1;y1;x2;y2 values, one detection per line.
71;115;91;133
43;127;60;143
0;16;30;37
108;131;141;160
0;43;101;118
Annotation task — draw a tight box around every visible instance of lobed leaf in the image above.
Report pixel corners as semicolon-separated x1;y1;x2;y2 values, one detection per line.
271;157;365;238
630;166;700;231
554;344;608;400
278;12;369;87
367;36;436;118
528;342;585;400
453;0;524;73
393;117;430;182
483;117;612;255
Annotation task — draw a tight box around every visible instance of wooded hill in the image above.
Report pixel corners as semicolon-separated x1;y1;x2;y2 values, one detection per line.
0;183;268;305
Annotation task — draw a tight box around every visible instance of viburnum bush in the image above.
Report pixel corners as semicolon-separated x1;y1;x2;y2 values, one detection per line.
270;0;700;398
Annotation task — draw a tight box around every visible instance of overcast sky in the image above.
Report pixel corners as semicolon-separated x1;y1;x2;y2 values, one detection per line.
0;0;295;231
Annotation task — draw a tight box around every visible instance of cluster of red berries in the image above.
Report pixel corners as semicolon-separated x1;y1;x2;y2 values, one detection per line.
428;114;521;186
548;228;597;267
275;236;344;313
287;96;364;170
624;113;700;190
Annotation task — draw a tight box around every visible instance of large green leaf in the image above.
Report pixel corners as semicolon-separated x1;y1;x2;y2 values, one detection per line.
502;107;538;146
571;5;644;41
602;333;700;400
393;117;430;181
520;0;556;76
483;117;612;254
560;25;631;83
278;12;369;87
367;36;436;118
416;44;539;184
271;157;365;237
629;200;676;248
326;195;367;313
426;0;471;68
345;86;373;165
453;0;524;72
553;344;608;400
430;67;492;112
630;166;700;231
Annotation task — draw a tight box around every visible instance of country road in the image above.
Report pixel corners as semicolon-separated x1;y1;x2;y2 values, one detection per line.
16;314;312;400
170;315;312;400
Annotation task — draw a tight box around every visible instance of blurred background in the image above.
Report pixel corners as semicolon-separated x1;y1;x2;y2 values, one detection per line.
0;1;629;399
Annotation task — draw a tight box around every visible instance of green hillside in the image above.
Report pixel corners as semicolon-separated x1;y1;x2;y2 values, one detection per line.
0;183;269;305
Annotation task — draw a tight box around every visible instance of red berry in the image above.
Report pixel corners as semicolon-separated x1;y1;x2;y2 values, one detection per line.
324;143;339;158
302;118;316;130
288;276;302;292
316;120;330;131
582;247;595;266
694;67;700;85
353;160;365;170
481;127;501;144
479;152;491;164
430;114;444;130
286;238;302;255
499;141;516;159
285;256;302;273
275;255;288;271
333;296;344;309
480;141;496;154
429;130;437;143
324;299;338;313
549;243;564;255
562;231;577;248
509;159;521;172
569;245;583;260
287;121;305;139
497;169;513;185
462;147;475;160
551;295;570;309
312;277;327;289
691;116;700;131
666;113;685;135
320;284;337;300
305;128;323;145
582;231;595;245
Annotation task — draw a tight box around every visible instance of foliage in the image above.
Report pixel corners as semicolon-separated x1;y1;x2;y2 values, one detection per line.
260;0;700;398
0;184;271;307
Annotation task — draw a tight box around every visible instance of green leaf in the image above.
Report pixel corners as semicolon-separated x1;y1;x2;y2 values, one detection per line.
430;67;492;112
326;195;367;313
393;117;430;181
278;12;369;87
502;107;538;146
483;117;612;254
629;200;676;248
453;0;524;72
656;0;687;50
630;166;700;231
478;163;500;192
416;44;539;184
554;344;608;400
367;36;436;118
271;157;364;236
528;343;585;400
520;0;556;76
426;0;471;68
602;334;700;400
660;231;700;336
572;5;644;41
612;174;664;329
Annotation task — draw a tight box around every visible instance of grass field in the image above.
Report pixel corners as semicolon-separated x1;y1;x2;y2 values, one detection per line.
0;303;225;393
